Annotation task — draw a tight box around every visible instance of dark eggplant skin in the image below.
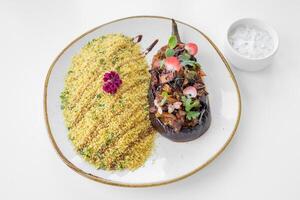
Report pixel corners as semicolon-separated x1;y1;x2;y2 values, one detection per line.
148;86;211;142
147;19;211;142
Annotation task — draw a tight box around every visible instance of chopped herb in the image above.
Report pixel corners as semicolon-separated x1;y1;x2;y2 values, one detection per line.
96;94;102;99
81;147;92;157
116;66;121;72
181;96;200;112
96;162;105;169
60;90;69;109
186;111;200;120
181;60;198;68
144;104;149;111
178;52;191;61
60;90;69;100
111;104;115;112
165;48;175;57
162;91;169;98
168;35;177;49
117;163;125;170
119;99;125;107
100;58;105;64
68;70;74;74
160;97;167;106
96;151;104;159
68;134;74;140
159;60;165;70
160;91;169;106
99;103;106;108
181;96;201;120
106;132;114;143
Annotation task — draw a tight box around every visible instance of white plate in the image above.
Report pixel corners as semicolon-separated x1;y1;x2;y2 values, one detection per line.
44;16;241;187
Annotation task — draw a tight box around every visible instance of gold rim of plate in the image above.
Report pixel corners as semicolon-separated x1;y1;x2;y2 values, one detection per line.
43;15;242;187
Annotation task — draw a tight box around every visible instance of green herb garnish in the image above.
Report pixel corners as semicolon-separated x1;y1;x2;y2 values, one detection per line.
168;35;177;49
119;99;125;107
162;91;169;98
179;52;191;61
159;60;165;70
160;98;167;106
160;91;169;106
116;66;121;72
111;104;115;112
60;90;69;109
96;162;105;169
165;48;175;57
117;163;125;170
186;111;200;120
181;96;201;120
181;60;198;67
181;96;200;112
99;103;106;108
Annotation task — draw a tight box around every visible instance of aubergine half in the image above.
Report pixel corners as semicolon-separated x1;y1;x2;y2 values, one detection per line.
148;19;211;142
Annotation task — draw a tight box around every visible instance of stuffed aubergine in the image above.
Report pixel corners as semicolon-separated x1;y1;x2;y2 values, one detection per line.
148;19;211;142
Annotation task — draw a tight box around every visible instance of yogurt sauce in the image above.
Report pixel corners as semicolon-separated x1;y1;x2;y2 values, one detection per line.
228;24;274;59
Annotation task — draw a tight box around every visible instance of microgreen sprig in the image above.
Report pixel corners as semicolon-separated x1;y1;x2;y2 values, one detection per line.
168;35;177;49
181;96;201;120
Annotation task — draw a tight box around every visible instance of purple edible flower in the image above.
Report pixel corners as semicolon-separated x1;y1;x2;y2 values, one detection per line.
102;71;122;94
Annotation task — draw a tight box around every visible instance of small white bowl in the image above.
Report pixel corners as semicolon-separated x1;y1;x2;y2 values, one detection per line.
224;18;279;72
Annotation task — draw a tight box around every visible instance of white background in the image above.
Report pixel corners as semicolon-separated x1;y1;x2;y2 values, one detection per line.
1;0;299;199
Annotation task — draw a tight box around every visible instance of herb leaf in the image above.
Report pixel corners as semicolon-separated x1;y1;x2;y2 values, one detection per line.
99;103;106;108
186;111;200;120
165;48;175;57
181;96;200;112
159;60;165;70
115;66;121;72
160;98;167;106
162;91;169;98
160;91;169;106
168;35;177;49
60;90;69;109
181;60;198;67
178;52;191;61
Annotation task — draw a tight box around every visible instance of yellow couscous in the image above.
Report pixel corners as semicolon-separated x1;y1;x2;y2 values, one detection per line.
60;34;156;170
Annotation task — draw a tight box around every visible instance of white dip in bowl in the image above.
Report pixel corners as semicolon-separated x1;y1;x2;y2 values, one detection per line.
225;18;279;71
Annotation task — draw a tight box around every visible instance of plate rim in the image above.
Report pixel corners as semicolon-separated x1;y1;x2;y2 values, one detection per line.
43;15;242;187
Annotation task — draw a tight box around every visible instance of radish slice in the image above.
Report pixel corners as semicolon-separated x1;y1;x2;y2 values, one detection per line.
165;57;181;72
183;86;197;98
185;43;198;55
